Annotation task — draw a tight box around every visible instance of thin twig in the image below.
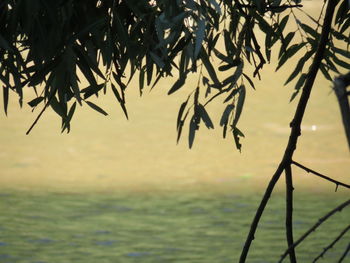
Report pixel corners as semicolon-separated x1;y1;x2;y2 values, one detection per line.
292;160;350;190
313;224;350;262
239;0;337;261
338;242;350;263
26;87;57;135
285;165;297;263
279;199;350;262
237;4;303;9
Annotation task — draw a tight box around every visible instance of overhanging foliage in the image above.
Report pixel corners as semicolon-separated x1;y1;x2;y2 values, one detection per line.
1;0;349;149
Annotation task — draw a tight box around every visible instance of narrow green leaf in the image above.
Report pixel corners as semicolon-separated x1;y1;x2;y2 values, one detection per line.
3;86;9;115
198;104;214;129
168;75;186;95
332;53;350;68
276;42;306;71
67;102;77;124
232;127;244;152
111;84;128;119
28;96;45;107
223;30;235;57
279;15;289;33
319;64;332;81
331;46;350;59
285;50;314;85
150;52;165;68
177;96;190;131
194;18;206;59
50;96;66;119
139;66;146;96
74;45;105;80
221;62;243;87
242;73;255;90
189;115;199;149
299;23;319;39
62;102;77;133
232;85;246;127
220;104;234;126
224;87;240;103
290;73;307;102
200;49;221;88
81;83;104;99
218;60;241;71
85;101;108;116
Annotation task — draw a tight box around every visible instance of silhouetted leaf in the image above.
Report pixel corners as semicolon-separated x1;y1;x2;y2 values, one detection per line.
50;96;66;119
28;97;44;107
285;50;314;85
200;49;221;88
232;85;246;127
290;73;307;102
168;75;186;95
188;115;199;149
198;104;214;129
177;96;190;131
243;73;255;90
299;22;319;39
81;84;104;99
111;84;128;119
319;63;332;81
220;104;234;126
232;127;244;151
194;18;206;59
85;101;108;116
3;86;9;115
277;42;306;71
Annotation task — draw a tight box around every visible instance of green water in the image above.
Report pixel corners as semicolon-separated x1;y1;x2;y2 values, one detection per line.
0;191;348;263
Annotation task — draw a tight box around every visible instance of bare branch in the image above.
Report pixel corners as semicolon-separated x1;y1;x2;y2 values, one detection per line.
239;0;338;261
285;165;297;263
237;4;303;9
292;161;350;190
338;243;350;263
279;199;350;262
313;224;350;262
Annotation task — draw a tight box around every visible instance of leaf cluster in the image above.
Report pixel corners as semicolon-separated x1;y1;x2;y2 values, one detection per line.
1;0;350;148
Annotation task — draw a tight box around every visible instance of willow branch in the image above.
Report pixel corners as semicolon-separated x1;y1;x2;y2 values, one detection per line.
338;243;350;263
239;0;337;262
279;199;350;262
285;165;297;263
292;161;350;190
313;224;350;262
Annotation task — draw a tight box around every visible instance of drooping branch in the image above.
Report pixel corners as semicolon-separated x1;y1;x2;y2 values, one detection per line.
292;161;350;190
239;1;338;262
285;165;297;263
279;199;350;262
312;224;350;262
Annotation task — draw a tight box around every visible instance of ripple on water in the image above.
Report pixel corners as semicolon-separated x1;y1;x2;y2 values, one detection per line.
27;238;54;244
126;252;151;257
94;240;117;246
